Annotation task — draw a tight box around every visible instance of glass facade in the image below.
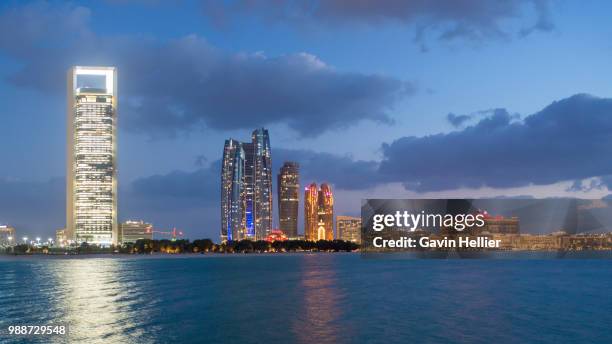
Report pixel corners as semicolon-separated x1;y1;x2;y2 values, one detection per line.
221;139;246;241
220;129;272;242
252;128;273;240
278;162;299;238
67;66;117;246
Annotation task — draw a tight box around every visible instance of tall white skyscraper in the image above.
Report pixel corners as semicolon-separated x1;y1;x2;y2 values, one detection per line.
66;66;118;246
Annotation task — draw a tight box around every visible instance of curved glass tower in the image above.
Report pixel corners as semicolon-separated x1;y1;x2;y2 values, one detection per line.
221;139;246;241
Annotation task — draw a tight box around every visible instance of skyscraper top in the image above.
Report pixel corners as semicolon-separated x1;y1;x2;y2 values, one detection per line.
70;66;116;95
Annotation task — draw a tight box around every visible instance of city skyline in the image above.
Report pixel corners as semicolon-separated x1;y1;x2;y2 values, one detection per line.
4;1;612;240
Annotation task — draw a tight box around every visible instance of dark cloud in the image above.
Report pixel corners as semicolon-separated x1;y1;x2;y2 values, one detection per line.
0;3;410;138
202;0;554;46
380;94;612;191
447;108;518;128
446;113;472;127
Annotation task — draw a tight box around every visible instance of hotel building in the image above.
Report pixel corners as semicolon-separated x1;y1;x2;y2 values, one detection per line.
66;66;118;246
304;183;334;241
278;162;299;238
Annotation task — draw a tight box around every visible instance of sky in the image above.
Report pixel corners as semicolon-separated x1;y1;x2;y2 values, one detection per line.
2;0;612;240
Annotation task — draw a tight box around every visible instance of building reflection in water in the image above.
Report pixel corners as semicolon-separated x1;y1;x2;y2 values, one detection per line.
54;258;154;343
293;255;347;344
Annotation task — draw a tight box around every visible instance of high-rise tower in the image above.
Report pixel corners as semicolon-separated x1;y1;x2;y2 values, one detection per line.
221;128;272;242
278;162;299;238
304;183;334;241
66;66;118;246
221;139;246;242
251;128;272;240
317;183;334;240
304;183;318;241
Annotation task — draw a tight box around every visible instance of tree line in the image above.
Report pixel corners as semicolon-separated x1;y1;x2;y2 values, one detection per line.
2;239;360;255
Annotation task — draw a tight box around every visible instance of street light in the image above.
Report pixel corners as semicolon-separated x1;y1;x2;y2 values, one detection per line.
36;237;41;244
23;236;28;244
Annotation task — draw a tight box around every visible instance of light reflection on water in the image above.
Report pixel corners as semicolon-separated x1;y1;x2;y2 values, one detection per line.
0;255;611;344
293;255;344;344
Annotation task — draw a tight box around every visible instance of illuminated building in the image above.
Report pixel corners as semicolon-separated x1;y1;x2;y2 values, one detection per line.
265;229;288;243
304;183;334;241
251;128;273;240
221;128;272;241
336;216;361;243
278;162;299;238
56;228;68;247
119;220;153;244
66;66;118;246
221;139;246;242
0;225;16;247
304;183;319;241
317;184;334;240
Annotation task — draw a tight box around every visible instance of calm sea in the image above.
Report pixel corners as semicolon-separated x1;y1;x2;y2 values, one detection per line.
0;254;611;343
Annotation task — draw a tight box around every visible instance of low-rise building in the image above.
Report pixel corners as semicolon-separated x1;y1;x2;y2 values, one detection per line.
120;220;153;244
336;216;361;243
56;228;68;247
0;225;16;247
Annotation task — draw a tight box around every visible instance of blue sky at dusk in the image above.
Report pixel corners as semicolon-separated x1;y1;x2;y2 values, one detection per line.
2;0;612;240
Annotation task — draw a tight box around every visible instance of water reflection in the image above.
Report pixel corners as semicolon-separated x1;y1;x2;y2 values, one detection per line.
52;258;155;343
293;255;345;344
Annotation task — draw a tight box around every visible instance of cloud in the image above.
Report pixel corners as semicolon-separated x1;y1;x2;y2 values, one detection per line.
202;0;554;46
380;94;612;192
446;113;472;127
0;2;411;138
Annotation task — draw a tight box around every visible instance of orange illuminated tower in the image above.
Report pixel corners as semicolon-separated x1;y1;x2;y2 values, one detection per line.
317;183;334;240
304;183;334;241
304;183;318;241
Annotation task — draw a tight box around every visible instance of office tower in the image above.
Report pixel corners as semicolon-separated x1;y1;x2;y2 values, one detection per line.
0;225;16;247
304;183;319;241
221;139;246;242
317;183;334;240
336;216;361;243
278;162;299;238
66;66;118;246
251;128;273;240
120;220;153;244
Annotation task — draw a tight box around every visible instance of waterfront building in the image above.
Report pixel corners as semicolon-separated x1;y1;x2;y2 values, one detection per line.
0;225;16;247
220;128;272;242
120;220;153;244
55;228;68;247
251;128;273;240
278;162;299;238
66;66;118;246
304;183;319;241
304;183;334;241
336;216;361;243
317;184;334;240
221;139;247;242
